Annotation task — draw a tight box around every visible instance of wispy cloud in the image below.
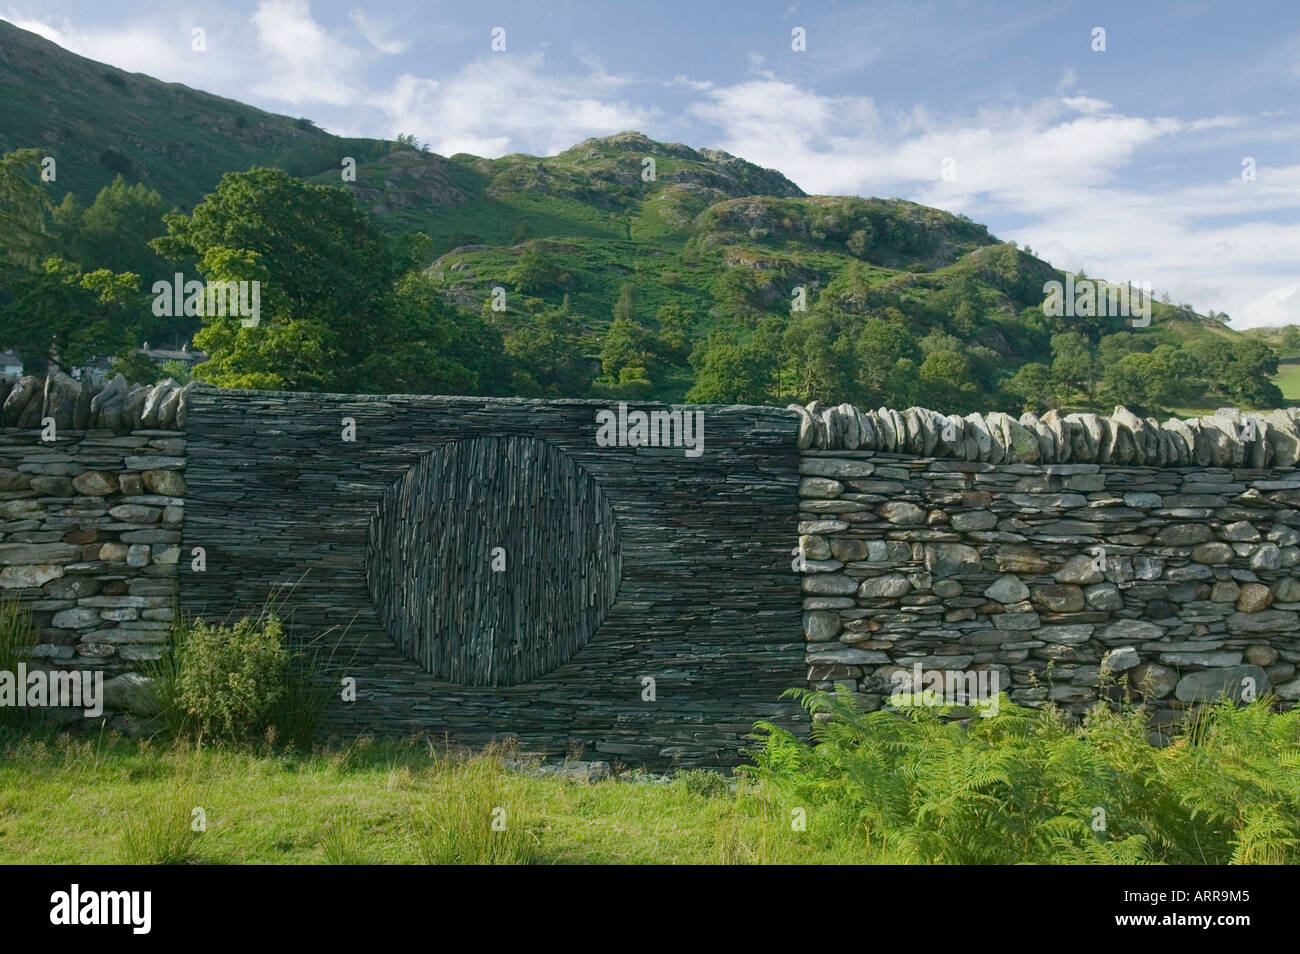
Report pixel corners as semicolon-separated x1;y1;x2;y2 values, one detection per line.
378;53;659;157
348;8;409;55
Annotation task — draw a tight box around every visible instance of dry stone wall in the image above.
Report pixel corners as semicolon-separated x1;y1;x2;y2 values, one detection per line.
0;373;190;727
792;402;1300;733
5;373;1300;759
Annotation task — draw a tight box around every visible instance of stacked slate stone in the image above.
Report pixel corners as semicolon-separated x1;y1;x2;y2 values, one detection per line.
796;401;1300;739
181;388;806;767
1;372;197;430
788;401;1300;469
0;373;188;728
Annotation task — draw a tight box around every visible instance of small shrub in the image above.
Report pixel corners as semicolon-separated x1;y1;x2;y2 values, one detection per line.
172;613;288;744
147;601;339;750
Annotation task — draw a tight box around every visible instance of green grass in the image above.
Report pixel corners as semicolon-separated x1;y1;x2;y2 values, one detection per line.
3;690;1299;864
0;735;851;864
1272;361;1300;401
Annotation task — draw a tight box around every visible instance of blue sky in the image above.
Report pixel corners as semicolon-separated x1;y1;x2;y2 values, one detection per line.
4;0;1299;326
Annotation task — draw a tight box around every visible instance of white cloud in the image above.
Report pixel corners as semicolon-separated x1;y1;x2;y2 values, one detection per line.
348;8;410;55
1061;96;1111;115
2;2;360;106
1243;283;1300;327
249;0;364;106
667;74;714;91
377;53;659;158
692;76;1299;328
3;7;211;85
4;5;658;156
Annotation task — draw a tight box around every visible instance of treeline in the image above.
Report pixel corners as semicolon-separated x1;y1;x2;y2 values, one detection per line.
598;258;1281;414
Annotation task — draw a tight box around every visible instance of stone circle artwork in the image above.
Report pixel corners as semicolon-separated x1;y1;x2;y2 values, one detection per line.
364;435;622;686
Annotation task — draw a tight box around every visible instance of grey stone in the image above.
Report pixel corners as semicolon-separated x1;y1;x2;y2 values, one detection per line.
1244;645;1279;667
1054;555;1104;585
1099;619;1164;643
1155;524;1213;546
1226;609;1299;634
101;673;161;716
51;607;99;629
806;646;890;665
1033;584;1086;613
800;458;875;478
1101;647;1140;673
1249;543;1281;570
802;574;860;596
803;611;841;641
984;574;1029;604
858;574;911;598
1084;583;1123;611
1191;542;1234;565
0;564;64;588
951;510;997;531
924;543;982;578
1174;665;1269;704
1236;583;1273;613
1220;520;1260;542
799;534;831;560
880;501;926;525
1129;661;1177;698
142;470;187;497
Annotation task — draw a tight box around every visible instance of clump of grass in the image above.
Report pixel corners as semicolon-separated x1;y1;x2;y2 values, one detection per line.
320;809;373;864
406;748;539;864
678;768;731;799
119;776;204;864
0;599;36;732
261;626;344;750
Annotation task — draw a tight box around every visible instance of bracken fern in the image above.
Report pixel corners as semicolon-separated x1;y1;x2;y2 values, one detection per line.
747;686;1300;864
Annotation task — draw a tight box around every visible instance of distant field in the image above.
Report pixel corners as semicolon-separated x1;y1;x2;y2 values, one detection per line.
1274;361;1300;401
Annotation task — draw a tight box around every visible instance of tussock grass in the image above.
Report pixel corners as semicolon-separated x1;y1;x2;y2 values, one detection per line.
0;599;36;732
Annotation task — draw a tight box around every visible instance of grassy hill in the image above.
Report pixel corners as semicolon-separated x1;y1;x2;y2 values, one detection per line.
0;20;391;210
1;19;1261;409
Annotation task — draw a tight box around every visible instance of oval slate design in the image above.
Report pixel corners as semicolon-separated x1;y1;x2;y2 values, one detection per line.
365;436;621;686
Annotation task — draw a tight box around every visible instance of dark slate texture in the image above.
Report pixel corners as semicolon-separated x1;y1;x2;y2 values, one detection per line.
181;387;807;767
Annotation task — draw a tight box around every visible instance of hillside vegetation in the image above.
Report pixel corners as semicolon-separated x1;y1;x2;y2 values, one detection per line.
0;19;1288;414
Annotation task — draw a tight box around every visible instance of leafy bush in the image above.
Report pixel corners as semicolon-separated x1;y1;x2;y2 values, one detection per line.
147;606;339;749
165;613;288;744
747;688;1300;864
